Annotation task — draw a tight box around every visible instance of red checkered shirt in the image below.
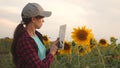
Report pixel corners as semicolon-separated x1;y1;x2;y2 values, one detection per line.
13;31;54;68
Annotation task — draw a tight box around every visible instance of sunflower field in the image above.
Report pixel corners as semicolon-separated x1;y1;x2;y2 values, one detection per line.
43;26;120;68
0;26;120;68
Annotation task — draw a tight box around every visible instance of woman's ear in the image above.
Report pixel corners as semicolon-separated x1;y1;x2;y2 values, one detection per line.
31;17;36;23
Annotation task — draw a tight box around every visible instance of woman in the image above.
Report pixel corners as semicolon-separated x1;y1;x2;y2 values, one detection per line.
11;3;58;68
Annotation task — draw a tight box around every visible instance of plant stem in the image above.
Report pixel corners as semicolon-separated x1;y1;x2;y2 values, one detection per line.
77;46;80;68
96;45;106;68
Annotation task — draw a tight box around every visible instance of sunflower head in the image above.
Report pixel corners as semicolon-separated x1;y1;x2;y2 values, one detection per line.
71;26;94;46
90;38;97;49
58;41;72;55
99;39;108;47
78;47;88;56
110;36;117;43
42;35;50;45
76;46;91;56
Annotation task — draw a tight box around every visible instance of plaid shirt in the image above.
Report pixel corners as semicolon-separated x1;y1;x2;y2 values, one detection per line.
14;31;54;68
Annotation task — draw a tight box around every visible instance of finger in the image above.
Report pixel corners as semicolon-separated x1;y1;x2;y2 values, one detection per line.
54;38;59;45
54;45;58;49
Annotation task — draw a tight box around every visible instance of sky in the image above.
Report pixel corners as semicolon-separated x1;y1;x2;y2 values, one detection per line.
0;0;120;43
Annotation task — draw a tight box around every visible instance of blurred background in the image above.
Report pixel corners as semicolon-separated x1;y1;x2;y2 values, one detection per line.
0;0;120;68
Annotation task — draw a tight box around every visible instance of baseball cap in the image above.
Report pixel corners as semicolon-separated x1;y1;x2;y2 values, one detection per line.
21;3;51;18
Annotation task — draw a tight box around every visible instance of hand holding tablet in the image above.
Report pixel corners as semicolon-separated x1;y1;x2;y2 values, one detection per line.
57;24;66;50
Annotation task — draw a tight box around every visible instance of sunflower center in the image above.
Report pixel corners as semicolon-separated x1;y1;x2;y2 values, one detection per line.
77;30;88;41
43;36;48;41
99;39;106;44
64;43;70;50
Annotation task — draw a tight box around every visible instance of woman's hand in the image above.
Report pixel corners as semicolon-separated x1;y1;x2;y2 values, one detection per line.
50;38;59;56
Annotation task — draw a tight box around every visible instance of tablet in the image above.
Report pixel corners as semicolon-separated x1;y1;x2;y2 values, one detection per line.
58;24;66;49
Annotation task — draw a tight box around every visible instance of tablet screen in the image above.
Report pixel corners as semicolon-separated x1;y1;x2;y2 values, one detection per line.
58;24;66;49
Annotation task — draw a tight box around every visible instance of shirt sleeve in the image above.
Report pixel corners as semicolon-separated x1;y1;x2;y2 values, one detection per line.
17;38;54;68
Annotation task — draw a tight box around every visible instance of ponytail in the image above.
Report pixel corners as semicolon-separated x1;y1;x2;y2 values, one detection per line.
13;22;25;40
11;22;25;60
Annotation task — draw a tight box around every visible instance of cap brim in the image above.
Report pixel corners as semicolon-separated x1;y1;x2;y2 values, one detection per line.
40;11;52;17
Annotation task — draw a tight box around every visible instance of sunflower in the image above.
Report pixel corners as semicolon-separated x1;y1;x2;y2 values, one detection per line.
99;39;108;47
110;36;117;43
42;35;50;45
79;47;87;56
71;26;94;46
78;46;91;56
58;41;72;55
90;38;97;49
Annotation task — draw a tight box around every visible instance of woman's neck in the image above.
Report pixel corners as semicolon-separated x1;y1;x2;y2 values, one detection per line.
25;23;36;37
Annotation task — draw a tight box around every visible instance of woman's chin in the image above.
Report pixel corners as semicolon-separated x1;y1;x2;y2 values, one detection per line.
36;27;41;29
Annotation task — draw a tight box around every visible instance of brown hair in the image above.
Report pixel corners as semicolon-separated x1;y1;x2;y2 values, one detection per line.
11;17;32;63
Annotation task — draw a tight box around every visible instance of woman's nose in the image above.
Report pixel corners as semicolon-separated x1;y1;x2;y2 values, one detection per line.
41;18;44;22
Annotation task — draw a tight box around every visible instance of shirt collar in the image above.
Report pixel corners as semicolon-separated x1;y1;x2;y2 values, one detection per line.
22;30;43;42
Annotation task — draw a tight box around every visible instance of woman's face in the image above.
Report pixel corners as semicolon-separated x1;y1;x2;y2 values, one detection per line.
32;16;44;29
